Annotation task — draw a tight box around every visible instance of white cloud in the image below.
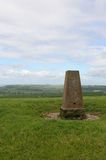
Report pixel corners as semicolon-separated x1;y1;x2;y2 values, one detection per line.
0;64;64;84
0;0;106;84
87;49;106;79
0;0;106;61
0;62;105;85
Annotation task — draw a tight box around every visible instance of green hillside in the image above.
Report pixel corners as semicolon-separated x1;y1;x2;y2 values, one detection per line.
0;85;106;97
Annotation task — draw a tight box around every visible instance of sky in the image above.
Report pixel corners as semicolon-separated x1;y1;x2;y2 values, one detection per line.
0;0;106;85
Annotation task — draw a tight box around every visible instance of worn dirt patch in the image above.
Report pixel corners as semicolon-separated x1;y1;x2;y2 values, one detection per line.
43;112;60;120
43;112;99;120
86;114;99;120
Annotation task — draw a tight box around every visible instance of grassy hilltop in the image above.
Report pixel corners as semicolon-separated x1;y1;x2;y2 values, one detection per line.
0;96;106;160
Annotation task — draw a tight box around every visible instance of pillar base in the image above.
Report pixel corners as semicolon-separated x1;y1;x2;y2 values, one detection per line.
60;107;86;120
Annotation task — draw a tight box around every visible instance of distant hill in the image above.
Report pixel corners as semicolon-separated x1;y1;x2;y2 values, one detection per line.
0;85;106;97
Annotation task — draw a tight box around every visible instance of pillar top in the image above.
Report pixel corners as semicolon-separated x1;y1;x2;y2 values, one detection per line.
66;70;79;73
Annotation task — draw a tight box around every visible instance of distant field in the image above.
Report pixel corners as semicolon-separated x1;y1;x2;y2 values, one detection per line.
0;96;106;160
0;85;106;97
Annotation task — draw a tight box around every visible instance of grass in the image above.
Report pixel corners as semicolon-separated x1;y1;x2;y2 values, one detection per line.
0;96;106;160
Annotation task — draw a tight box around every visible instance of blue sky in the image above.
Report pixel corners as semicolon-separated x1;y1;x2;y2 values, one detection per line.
0;0;106;85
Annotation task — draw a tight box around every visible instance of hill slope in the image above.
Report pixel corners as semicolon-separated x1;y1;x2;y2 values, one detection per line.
0;85;106;97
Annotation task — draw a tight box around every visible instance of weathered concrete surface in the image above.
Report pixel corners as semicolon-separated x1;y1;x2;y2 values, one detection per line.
60;70;85;119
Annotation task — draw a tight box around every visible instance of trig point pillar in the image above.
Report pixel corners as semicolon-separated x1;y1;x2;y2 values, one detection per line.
60;70;85;119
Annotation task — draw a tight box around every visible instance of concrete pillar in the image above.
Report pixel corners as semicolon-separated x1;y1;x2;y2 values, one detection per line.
60;70;85;119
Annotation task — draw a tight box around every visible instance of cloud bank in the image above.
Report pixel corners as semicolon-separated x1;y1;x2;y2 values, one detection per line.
0;0;106;84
